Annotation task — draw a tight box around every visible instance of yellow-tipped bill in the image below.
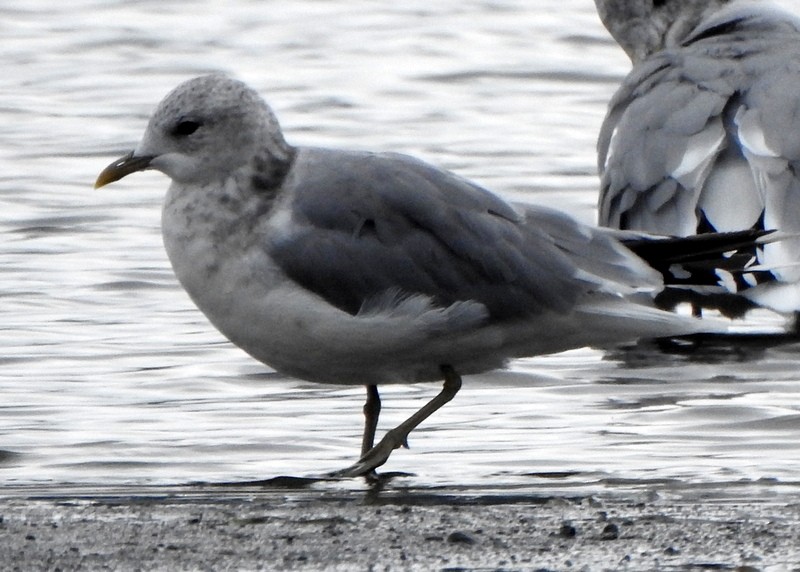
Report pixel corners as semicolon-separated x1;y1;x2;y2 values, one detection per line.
94;152;155;188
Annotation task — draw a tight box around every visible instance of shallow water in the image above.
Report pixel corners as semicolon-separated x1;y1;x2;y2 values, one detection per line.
1;0;799;499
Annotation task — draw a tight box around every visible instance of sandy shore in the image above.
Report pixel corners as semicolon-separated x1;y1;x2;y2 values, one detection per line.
2;479;799;571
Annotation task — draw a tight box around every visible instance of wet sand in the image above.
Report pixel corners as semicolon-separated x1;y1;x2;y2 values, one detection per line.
3;480;799;571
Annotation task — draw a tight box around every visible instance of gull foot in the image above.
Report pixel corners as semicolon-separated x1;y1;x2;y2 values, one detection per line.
329;427;406;478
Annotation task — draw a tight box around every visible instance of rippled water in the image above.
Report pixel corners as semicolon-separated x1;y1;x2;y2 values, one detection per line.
2;0;799;498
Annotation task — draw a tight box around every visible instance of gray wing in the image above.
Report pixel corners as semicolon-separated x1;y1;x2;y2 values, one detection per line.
269;149;651;320
598;3;800;254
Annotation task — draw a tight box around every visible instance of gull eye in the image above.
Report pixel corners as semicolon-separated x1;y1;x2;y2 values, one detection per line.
171;119;202;137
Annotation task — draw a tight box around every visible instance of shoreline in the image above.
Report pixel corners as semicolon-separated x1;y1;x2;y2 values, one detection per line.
3;482;799;570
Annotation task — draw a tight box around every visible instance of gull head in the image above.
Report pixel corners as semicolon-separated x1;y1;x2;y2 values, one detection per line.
95;74;292;188
594;0;731;63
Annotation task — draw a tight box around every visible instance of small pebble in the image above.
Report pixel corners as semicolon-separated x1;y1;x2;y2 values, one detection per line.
559;522;577;538
447;531;476;545
600;523;619;540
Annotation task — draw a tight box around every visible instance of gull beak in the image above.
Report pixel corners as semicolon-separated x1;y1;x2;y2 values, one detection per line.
94;151;156;188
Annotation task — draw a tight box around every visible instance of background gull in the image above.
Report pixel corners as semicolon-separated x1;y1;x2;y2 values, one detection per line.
96;74;772;477
594;0;800;323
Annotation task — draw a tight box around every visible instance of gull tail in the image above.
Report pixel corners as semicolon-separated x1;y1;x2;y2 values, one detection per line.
619;229;782;318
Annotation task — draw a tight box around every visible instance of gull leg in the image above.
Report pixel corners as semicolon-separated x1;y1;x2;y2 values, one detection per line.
361;385;381;457
332;365;462;478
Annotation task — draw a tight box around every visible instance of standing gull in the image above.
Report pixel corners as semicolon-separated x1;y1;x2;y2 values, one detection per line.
595;0;800;319
96;75;770;477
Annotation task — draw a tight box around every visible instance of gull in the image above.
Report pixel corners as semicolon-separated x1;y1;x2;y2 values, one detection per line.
96;74;772;477
595;0;800;319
